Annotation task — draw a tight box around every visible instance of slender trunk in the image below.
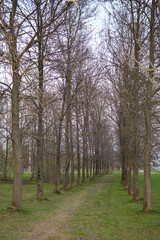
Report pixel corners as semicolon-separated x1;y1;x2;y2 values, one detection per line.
89;156;92;179
28;137;32;178
133;137;140;200
89;145;93;179
86;141;89;180
30;137;36;181
70;121;74;187
143;0;155;212
76;101;80;184
128;159;133;195
64;58;72;190
122;153;128;188
54;88;66;193
4;136;9;180
95;132;100;176
36;1;44;199
85;115;89;181
54;131;61;193
82;130;86;183
120;132;128;188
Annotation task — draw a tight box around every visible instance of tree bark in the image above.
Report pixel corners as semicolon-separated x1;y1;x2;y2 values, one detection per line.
4;136;9;180
54;86;66;193
36;0;44;199
9;0;23;210
128;158;133;195
76;96;81;184
131;0;141;201
64;60;72;190
143;0;155;212
70;120;74;187
11;70;23;209
82;128;86;183
54;130;62;193
28;137;32;178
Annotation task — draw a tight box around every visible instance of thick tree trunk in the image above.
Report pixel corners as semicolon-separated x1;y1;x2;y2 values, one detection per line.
143;0;155;212
143;80;152;212
10;0;23;210
11;66;23;210
131;0;141;201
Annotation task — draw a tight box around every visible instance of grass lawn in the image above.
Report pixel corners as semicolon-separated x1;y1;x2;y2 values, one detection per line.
66;171;160;240
0;171;160;239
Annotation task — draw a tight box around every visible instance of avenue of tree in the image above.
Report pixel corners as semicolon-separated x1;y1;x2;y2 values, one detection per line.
0;0;159;213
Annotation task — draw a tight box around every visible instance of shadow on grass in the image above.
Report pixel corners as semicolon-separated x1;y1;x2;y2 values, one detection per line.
136;209;160;215
128;197;143;203
5;207;31;214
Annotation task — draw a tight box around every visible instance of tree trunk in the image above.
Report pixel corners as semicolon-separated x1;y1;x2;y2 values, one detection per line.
54;134;61;193
36;1;44;199
4;136;9;180
28;137;32;178
131;0;141;201
133;137;140;200
10;0;23;210
54;124;62;193
128;158;133;195
11;65;23;210
143;0;155;212
121;152;128;188
82;129;86;183
95;131;100;176
70;120;74;187
54;90;66;193
76;99;80;184
64;59;72;190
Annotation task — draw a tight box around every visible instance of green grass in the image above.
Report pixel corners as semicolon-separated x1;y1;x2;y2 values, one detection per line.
66;171;160;240
0;171;160;239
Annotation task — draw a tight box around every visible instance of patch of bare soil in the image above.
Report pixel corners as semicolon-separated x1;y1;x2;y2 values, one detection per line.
24;175;114;240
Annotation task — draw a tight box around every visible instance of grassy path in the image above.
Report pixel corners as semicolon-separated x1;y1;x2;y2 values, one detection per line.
0;172;160;239
24;175;115;240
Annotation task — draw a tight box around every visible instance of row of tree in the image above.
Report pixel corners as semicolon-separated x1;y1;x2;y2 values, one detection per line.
101;0;160;212
0;0;118;210
0;0;159;213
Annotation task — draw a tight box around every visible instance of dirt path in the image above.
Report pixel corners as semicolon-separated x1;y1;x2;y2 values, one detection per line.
24;175;114;240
